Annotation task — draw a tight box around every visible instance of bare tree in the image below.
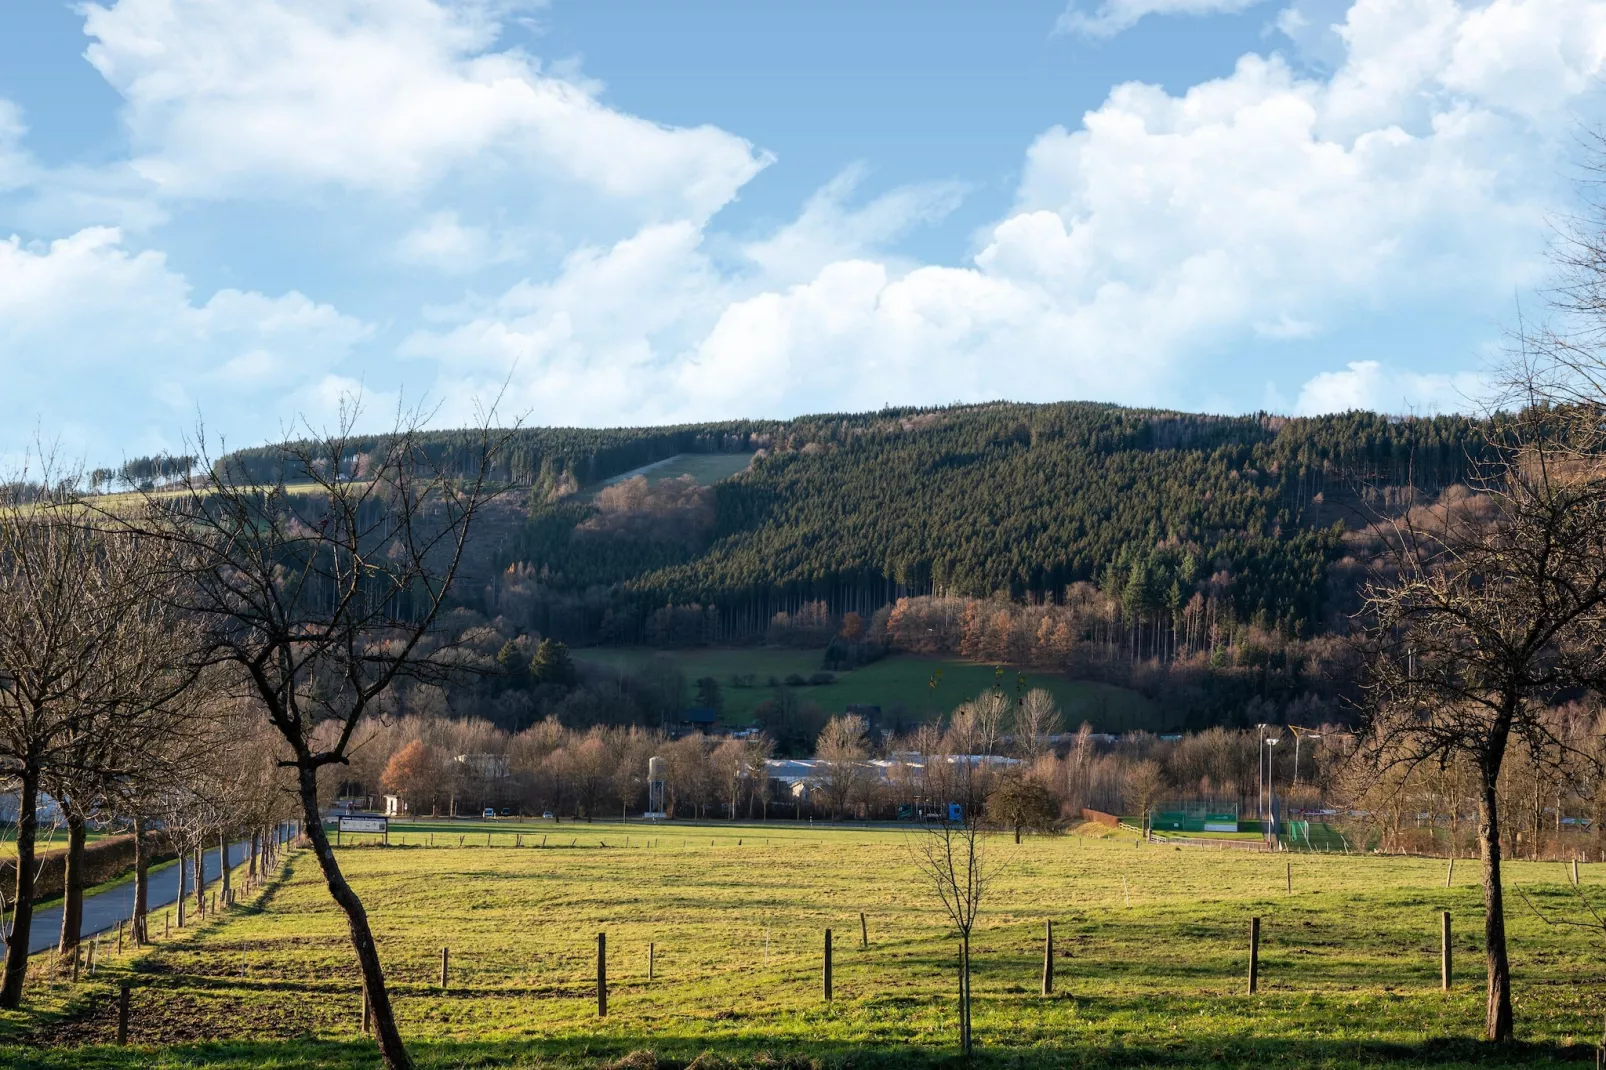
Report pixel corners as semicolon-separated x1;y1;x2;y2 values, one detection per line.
0;477;196;1006
815;714;869;820
1356;422;1606;1042
1012;688;1062;763
122;402;511;1069
909;750;993;1055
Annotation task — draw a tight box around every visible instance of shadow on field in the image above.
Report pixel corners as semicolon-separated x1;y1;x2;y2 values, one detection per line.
0;1031;1594;1069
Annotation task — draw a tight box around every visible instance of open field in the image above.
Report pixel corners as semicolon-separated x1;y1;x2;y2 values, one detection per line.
573;647;1163;732
583;453;757;497
2;819;1601;1069
0;825;117;858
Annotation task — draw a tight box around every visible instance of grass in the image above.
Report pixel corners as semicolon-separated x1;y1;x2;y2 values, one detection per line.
573;647;1163;732
0;825;117;858
3;819;1603;1069
583;453;756;497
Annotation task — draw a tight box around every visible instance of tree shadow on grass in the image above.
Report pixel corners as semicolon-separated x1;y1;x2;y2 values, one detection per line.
0;1031;1594;1070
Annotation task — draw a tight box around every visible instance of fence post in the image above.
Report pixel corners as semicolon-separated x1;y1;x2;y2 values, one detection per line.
1575;858;1582;887
1441;911;1452;991
117;919;124;954
1042;919;1054;996
440;946;449;990
648;941;655;981
1247;917;1260;994
1445;857;1454;887
117;983;130;1045
1285;861;1292;895
597;932;607;1017
860;912;868;949
824;928;833;1002
361;980;371;1034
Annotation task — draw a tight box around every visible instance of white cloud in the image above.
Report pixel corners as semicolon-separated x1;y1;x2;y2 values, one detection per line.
1294;360;1489;414
1056;0;1271;38
0;228;371;458
742;165;967;282
396;211;493;273
80;0;770;223
406;0;1595;424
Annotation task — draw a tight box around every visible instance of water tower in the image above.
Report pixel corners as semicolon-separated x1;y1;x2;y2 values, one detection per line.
646;755;667;819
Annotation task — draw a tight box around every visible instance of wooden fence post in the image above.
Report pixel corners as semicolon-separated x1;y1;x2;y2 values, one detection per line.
1441;911;1452;991
117;984;130;1045
1575;859;1582;887
1445;857;1454;887
824;928;833;1002
1285;862;1292;895
1247;917;1260;994
164;910;170;939
117;920;124;954
1042;920;1054;996
597;932;607;1017
860;912;868;949
440;946;449;990
648;941;655;981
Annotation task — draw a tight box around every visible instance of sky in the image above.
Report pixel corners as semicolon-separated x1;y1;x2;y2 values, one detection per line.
0;0;1602;465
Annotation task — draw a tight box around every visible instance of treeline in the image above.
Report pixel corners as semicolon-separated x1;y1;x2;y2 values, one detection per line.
492;403;1491;649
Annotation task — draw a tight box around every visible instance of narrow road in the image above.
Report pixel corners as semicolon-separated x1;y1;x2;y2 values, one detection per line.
25;835;276;954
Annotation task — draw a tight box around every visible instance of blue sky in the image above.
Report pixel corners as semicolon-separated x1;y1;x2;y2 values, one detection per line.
0;0;1600;465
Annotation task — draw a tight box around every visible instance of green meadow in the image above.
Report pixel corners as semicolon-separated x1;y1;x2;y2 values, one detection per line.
572;648;1163;732
2;819;1600;1068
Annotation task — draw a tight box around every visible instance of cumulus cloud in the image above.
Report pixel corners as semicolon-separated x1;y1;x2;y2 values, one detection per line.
1294;360;1489;414
0;227;371;458
1056;0;1272;38
409;0;1597;424
80;0;770;223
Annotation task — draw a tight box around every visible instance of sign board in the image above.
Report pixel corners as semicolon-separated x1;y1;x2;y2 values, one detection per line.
338;816;388;834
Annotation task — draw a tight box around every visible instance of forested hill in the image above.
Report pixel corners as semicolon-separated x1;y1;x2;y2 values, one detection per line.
453;402;1491;649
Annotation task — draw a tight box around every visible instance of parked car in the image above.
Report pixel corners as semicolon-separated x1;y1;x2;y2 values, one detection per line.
482;808;495;819
542;811;554;820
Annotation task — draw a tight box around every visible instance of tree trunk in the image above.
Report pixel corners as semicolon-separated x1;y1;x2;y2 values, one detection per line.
58;809;87;958
0;765;40;1007
248;831;259;886
960;933;973;1055
192;848;205;918
132;817;149;944
219;829;231;902
298;766;411;1070
1478;771;1514;1042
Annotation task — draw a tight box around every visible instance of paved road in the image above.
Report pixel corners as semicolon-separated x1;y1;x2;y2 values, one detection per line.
24;833;285;954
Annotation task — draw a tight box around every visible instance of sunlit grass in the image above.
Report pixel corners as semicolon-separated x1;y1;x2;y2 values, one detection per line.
2;820;1599;1068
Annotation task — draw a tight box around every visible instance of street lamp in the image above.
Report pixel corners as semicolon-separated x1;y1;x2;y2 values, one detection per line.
1264;734;1282;846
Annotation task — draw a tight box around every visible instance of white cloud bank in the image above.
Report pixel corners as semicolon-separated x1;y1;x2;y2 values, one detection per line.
2;0;1603;459
1294;360;1490;415
0;227;370;457
80;0;769;224
411;0;1603;425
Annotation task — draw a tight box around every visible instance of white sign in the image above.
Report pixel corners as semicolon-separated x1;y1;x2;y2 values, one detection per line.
338;816;388;834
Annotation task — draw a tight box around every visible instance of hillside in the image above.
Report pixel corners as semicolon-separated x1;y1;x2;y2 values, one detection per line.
483;402;1486;645
210;400;1490;732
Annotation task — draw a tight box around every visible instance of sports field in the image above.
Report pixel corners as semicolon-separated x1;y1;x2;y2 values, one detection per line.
0;818;1597;1068
573;648;1163;732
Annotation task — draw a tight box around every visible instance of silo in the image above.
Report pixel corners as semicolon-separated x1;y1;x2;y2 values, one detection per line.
647;755;667;818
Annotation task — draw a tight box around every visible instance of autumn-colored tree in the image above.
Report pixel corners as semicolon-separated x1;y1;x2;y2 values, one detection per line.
381;740;441;815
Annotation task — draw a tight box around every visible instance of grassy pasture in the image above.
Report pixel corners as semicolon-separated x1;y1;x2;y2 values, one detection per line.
573;647;1163;732
583;453;757;498
3;819;1601;1069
